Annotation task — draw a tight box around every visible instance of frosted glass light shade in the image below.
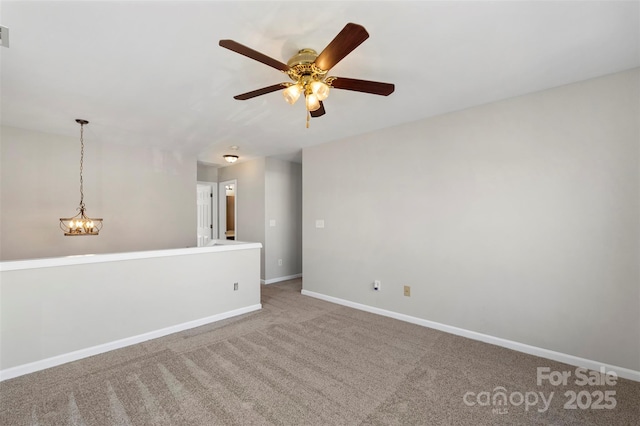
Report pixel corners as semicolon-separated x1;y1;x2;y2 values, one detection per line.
310;81;330;101
305;93;320;111
283;84;302;105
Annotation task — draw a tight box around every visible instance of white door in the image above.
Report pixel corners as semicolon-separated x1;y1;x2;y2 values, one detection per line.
196;183;215;246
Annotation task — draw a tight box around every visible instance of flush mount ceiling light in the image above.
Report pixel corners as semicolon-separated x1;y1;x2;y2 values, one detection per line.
59;119;103;236
219;23;394;128
224;154;239;163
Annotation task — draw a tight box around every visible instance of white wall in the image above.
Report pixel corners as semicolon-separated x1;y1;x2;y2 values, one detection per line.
302;69;640;371
265;158;302;281
0;126;197;260
0;244;261;374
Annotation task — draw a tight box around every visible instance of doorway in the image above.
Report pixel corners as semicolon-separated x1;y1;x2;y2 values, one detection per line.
219;179;237;240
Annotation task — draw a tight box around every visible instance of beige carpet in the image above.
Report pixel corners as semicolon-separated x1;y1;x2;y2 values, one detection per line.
1;279;638;425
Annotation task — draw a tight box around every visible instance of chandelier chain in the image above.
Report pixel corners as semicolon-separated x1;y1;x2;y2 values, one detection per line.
79;122;84;209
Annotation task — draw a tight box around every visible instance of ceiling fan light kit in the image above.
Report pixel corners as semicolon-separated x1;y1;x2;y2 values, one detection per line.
219;23;394;127
223;154;239;163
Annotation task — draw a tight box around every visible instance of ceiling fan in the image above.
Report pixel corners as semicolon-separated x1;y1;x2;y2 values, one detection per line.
219;23;395;127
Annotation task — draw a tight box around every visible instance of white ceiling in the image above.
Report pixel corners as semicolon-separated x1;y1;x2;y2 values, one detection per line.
1;1;638;167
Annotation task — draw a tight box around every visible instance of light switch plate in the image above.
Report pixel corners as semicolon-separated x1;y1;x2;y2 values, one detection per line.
269;219;276;227
315;219;325;228
0;26;9;48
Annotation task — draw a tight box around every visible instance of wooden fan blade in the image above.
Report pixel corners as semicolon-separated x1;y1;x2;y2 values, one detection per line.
315;23;369;71
233;84;286;100
330;77;395;96
219;40;290;72
310;101;326;118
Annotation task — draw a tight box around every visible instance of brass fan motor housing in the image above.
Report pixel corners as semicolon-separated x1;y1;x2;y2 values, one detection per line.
286;48;328;82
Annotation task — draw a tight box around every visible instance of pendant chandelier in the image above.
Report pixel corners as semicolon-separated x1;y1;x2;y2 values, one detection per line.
59;119;103;236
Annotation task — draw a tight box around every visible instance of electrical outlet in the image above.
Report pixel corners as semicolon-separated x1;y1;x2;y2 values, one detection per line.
374;280;381;291
404;285;411;297
278;259;283;266
234;282;238;291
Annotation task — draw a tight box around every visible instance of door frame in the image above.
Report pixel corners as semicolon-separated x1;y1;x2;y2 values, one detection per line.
218;179;238;240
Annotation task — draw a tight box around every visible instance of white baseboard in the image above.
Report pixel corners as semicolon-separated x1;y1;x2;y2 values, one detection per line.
261;273;302;285
0;304;262;382
301;290;640;383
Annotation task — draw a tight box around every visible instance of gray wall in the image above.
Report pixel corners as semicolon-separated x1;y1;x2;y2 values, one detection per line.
265;158;302;281
219;158;266;277
218;157;303;282
302;69;639;371
0;126;197;260
197;162;218;182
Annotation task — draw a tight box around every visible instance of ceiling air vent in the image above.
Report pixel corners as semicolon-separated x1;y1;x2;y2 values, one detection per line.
0;26;9;48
